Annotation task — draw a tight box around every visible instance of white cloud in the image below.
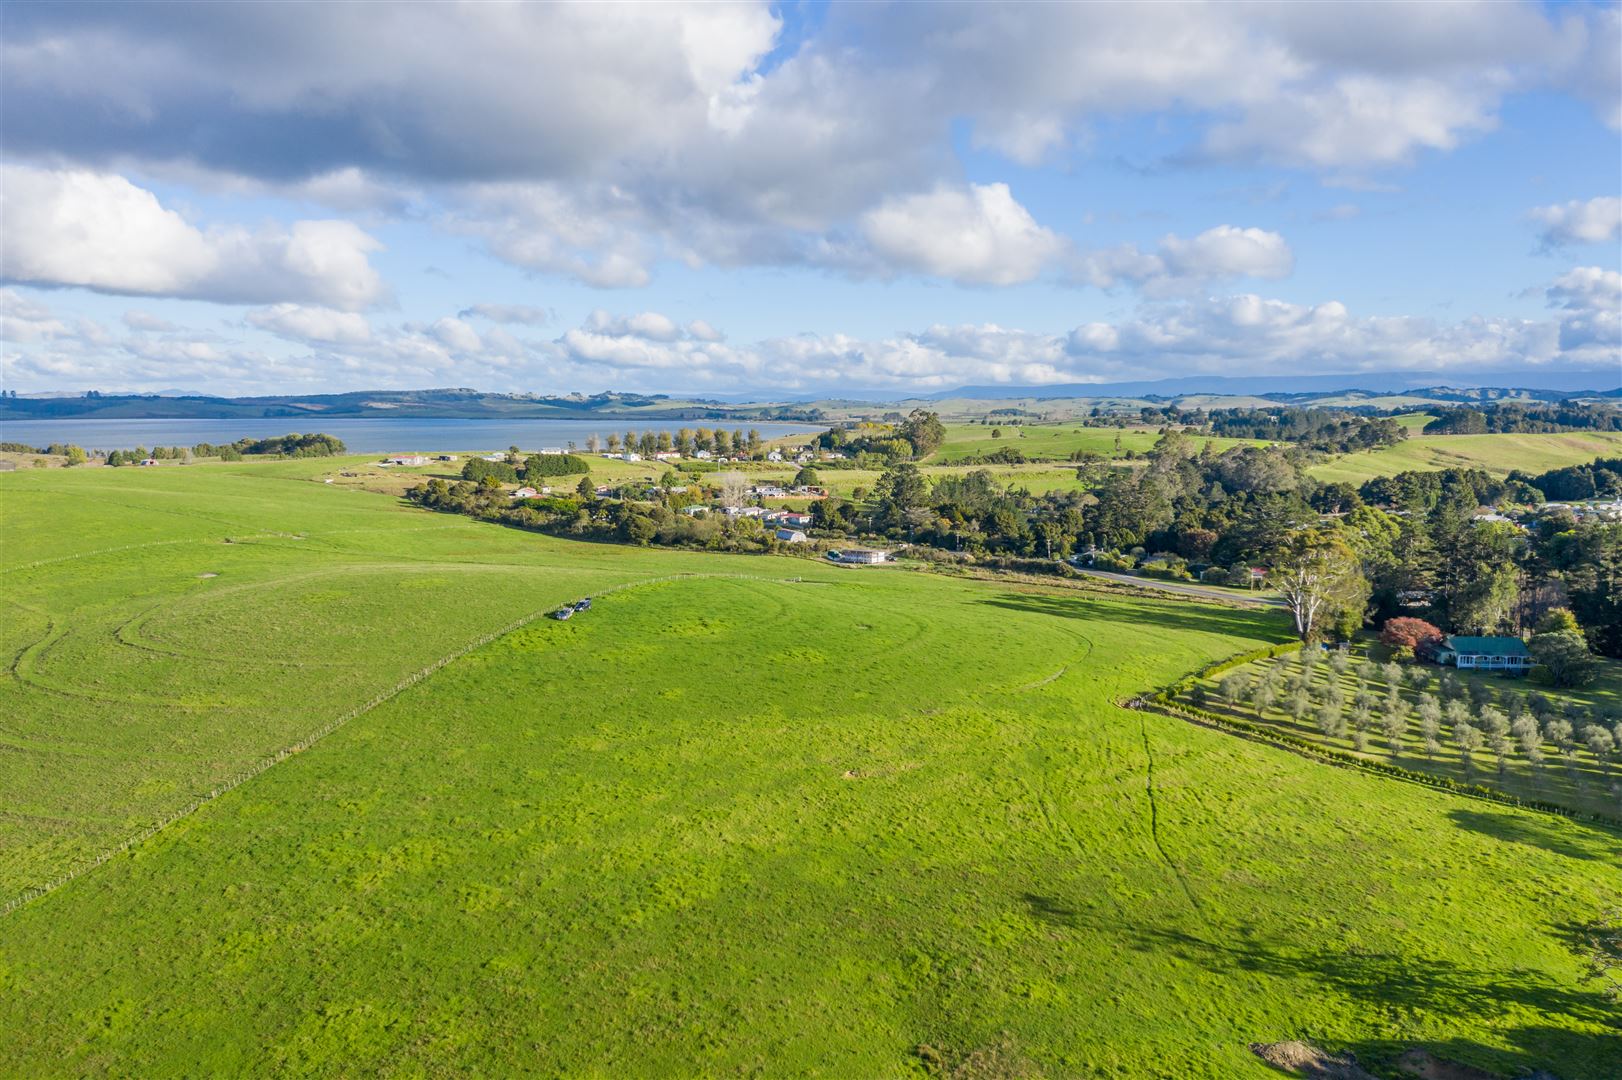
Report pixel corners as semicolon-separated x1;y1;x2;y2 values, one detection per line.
861;183;1066;286
246;304;372;345
1530;196;1622;247
429;317;482;353
458;303;551;326
0;166;387;310
1074;225;1294;292
122;310;178;332
1546;266;1622;355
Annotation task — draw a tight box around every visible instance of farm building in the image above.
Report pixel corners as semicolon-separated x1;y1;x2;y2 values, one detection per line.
830;549;890;565
775;528;807;543
1423;635;1534;675
511;487;538;499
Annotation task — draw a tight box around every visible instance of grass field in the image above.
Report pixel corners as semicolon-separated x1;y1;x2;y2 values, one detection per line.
1308;431;1622;485
1;462;1619;1077
929;423;1267;464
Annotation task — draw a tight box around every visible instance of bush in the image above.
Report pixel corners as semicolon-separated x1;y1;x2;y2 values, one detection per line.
462;459;520;484
523;453;590;478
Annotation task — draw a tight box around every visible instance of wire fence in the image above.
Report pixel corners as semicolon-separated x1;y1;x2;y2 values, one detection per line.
0;571;805;919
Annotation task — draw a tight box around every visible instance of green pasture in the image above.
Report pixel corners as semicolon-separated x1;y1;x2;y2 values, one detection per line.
1308;431;1622;485
929;423;1267;464
0;464;1618;1077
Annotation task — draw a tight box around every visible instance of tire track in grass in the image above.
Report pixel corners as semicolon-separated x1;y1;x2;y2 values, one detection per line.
0;571;811;919
1137;712;1205;919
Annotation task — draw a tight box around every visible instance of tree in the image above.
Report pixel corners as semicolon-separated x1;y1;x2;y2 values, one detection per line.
717;471;749;509
576;476;595;499
64;445;87;466
1272;530;1370;643
793;466;821;487
873;463;929;529
1219;673;1249;707
1380;617;1443;656
1455;722;1484;774
586;434;601;454
899;409;945;458
1530;629;1599;688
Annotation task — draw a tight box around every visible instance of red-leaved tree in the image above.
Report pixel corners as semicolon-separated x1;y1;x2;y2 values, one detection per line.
1381;617;1443;651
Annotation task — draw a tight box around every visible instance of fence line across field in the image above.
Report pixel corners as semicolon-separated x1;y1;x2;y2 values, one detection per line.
0;571;806;919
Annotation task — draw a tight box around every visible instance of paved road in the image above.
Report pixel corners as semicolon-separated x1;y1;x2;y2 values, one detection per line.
1072;566;1286;608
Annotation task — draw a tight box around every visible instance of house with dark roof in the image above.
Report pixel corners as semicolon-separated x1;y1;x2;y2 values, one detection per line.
1425;635;1533;675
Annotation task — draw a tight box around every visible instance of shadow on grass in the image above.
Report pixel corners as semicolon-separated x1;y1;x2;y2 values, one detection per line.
1448;807;1622;863
1113;923;1621;1077
1021;892;1081;929
977;591;1293;644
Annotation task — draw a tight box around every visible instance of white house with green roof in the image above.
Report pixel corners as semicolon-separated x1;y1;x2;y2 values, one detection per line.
1427;635;1534;675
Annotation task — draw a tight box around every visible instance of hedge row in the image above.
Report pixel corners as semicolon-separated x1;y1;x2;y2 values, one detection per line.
1144;649;1621;830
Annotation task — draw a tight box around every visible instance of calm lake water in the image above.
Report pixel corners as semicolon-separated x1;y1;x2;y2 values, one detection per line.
0;417;826;455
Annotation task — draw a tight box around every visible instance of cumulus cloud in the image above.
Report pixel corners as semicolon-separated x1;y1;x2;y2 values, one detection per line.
1074;226;1294;292
1530;196;1622;247
246;304;372;345
3;2;1610;290
860;183;1066;286
1545;266;1622;355
0;166;387;310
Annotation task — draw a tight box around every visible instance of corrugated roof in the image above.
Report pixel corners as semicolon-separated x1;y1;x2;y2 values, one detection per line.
1443;635;1531;657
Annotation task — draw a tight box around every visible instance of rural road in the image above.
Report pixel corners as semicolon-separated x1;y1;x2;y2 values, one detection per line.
1072;566;1286;608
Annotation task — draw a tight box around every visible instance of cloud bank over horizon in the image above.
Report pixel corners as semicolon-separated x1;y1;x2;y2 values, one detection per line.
1;1;1617;395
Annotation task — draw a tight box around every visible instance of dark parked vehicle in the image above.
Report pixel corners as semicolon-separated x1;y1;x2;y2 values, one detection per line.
574;598;592;611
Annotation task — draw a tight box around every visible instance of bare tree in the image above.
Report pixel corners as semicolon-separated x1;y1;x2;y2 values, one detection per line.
718;470;749;509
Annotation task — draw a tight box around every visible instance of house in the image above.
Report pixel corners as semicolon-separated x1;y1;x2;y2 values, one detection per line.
621;452;641;462
139;458;158;467
383;453;428;466
775;528;808;543
1424;635;1534;675
766;450;784;462
762;509;790;524
781;512;812;527
655;451;682;462
436;454;459;462
681;505;709;516
482;453;506;462
511;487;538;499
694;449;712;460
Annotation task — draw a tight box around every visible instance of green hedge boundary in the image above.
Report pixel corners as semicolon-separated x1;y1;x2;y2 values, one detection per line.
1141;644;1622;831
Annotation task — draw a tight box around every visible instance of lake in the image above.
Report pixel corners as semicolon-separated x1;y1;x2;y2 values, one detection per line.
0;417;827;455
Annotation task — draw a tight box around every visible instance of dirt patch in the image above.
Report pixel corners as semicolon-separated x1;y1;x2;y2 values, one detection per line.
197;573;218;579
914;1037;1042;1079
1250;1041;1377;1079
1394;1049;1535;1080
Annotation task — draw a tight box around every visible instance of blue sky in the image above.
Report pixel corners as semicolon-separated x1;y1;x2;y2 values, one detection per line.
1;1;1617;397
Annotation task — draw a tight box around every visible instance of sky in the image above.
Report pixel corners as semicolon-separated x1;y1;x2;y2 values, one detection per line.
1;0;1619;399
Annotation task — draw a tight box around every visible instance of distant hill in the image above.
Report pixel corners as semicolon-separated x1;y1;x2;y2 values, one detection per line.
0;389;826;423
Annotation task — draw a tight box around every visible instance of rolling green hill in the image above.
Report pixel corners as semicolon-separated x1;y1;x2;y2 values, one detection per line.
0;463;1617;1077
1310;430;1622;485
